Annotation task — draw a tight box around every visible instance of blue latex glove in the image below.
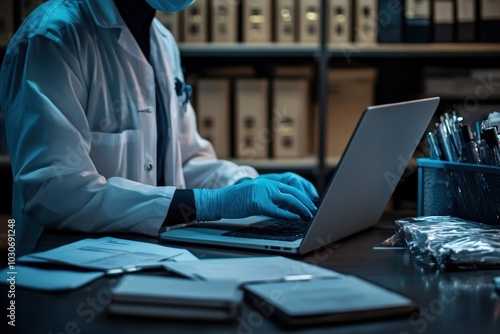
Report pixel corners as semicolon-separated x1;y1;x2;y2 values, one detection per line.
193;178;317;222
238;172;319;202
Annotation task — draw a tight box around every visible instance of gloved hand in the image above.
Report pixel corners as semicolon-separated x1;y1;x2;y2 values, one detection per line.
194;178;317;222
237;172;319;202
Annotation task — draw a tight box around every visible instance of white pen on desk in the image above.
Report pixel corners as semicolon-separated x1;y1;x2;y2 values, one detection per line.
105;252;185;275
282;274;314;282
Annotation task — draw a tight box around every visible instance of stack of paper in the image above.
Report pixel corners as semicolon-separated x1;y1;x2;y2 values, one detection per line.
20;237;198;273
2;237;198;292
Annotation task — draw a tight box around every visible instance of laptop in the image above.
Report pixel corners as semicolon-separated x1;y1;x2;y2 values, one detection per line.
159;97;440;255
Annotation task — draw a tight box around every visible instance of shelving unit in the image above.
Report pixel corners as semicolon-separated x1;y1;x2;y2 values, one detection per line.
180;38;500;192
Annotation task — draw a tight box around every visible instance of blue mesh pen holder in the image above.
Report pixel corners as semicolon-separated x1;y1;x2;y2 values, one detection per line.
417;158;500;226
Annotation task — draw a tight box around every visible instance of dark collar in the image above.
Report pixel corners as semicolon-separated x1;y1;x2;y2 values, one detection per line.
113;0;156;32
113;0;156;58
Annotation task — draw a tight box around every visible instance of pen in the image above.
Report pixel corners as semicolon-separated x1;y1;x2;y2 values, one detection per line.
282;274;315;282
475;121;483;144
483;127;500;167
443;114;462;161
436;123;456;162
427;132;442;160
105;252;185;275
460;124;481;164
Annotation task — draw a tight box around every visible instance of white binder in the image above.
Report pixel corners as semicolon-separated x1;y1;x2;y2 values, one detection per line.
242;0;272;42
196;79;231;158
235;79;269;159
211;0;238;42
355;0;378;43
0;0;15;47
329;0;352;43
182;1;207;42
275;0;297;42
273;79;309;158
321;68;377;158
299;0;321;43
156;11;181;41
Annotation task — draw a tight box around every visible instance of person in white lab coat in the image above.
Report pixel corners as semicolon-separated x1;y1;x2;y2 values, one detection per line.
0;0;318;255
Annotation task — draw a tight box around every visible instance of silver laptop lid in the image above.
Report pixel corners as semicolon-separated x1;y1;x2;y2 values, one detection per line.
299;97;440;254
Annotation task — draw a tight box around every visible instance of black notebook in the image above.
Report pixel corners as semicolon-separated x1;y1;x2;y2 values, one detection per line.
244;275;417;327
109;275;243;321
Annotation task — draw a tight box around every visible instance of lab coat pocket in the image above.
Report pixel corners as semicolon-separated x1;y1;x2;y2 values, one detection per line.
87;98;141;133
89;130;140;179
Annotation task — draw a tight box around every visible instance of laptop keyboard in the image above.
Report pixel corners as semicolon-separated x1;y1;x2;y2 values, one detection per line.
222;220;311;242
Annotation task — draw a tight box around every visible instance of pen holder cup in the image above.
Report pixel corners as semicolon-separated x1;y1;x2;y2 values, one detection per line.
417;158;500;226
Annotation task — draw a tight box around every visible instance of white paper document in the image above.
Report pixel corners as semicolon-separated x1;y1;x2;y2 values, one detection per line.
163;256;340;285
0;265;104;291
27;237;198;271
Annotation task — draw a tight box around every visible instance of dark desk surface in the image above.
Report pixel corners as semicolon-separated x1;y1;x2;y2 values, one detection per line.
2;211;500;334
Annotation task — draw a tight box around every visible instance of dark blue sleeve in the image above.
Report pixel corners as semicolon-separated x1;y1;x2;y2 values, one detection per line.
163;189;197;226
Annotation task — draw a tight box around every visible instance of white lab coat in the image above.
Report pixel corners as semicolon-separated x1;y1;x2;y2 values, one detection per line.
0;0;257;255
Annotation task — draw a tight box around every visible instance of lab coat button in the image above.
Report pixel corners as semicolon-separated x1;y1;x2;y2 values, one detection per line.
145;163;154;171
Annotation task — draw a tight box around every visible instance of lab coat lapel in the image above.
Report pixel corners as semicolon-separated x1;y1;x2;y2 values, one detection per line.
88;0;156;111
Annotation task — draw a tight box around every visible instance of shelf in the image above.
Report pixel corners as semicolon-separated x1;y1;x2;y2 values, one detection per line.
331;43;500;58
179;42;320;58
179;43;500;58
230;156;340;174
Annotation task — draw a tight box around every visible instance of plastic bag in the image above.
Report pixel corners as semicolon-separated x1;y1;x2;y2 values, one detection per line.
389;216;500;268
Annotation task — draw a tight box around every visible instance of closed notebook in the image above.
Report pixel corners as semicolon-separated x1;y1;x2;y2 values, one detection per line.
244;276;417;327
109;275;243;321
